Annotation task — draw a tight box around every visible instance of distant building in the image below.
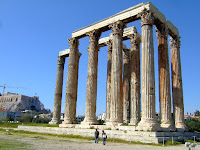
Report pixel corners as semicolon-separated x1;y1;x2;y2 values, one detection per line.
0;110;7;120
76;115;85;123
184;114;200;120
0;92;46;112
97;113;106;121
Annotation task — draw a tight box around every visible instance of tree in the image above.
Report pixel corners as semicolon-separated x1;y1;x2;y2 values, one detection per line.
194;110;200;116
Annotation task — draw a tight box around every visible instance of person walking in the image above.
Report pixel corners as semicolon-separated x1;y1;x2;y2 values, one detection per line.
102;130;107;145
94;129;99;143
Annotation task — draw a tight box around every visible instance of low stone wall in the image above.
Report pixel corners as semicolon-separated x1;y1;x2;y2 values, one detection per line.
17;125;200;144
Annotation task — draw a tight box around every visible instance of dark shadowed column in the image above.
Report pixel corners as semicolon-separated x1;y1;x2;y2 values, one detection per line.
49;56;65;124
129;31;141;125
170;36;188;132
156;24;174;131
106;39;112;123
122;48;130;124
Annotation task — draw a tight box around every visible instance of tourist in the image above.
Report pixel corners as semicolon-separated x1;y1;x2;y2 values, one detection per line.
94;129;99;143
102;130;107;145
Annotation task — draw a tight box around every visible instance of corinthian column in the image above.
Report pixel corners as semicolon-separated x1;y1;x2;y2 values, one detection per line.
129;31;141;125
49;56;65;124
156;25;174;131
82;29;101;125
62;37;79;124
136;11;160;131
106;21;125;126
122;48;130;124
170;37;188;132
106;39;112;123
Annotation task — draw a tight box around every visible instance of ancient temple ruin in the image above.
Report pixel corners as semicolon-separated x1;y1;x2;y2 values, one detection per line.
49;2;187;132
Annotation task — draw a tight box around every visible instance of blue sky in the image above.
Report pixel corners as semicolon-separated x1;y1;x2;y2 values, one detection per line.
0;0;199;116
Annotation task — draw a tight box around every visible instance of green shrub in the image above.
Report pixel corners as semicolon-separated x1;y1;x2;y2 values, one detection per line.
32;118;51;123
185;119;200;132
19;114;33;123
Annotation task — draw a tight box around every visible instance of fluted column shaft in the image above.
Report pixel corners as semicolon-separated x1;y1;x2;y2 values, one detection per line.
82;30;101;125
122;49;130;124
170;37;188;131
62;37;79;124
107;21;125;125
136;11;160;131
106;40;112;122
72;52;82;122
129;33;141;125
156;25;174;131
49;56;65;124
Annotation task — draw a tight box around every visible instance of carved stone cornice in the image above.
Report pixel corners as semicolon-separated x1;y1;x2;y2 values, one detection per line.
86;29;101;43
109;20;126;36
170;36;180;49
57;56;65;65
156;24;168;39
138;10;154;26
68;37;79;50
106;40;112;52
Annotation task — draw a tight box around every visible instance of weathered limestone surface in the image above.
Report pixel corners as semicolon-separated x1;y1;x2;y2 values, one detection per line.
62;38;79;124
18;126;200;144
129;31;141;126
82;30;101;125
106;40;112;123
170;37;188;132
156;25;174;131
136;11;160;131
49;56;65;124
122;49;130;124
107;21;125;126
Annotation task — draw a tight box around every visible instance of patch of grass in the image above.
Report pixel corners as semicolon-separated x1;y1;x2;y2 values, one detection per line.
0;122;59;128
165;140;182;146
0;122;21;128
32;136;46;140
0;138;32;150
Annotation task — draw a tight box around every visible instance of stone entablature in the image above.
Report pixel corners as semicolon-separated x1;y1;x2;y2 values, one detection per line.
72;2;178;39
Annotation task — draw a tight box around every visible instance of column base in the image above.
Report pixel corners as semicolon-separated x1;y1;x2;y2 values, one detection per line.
160;122;175;132
136;119;161;131
81;118;98;125
61;119;76;125
129;118;140;125
48;118;61;124
175;122;188;132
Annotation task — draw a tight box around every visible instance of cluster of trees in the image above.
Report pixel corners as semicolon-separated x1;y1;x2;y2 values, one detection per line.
18;114;51;123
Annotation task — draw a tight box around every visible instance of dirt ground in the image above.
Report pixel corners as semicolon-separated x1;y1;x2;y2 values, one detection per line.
1;134;198;150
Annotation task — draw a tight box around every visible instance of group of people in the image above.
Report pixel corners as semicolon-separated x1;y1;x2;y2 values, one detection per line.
94;129;107;145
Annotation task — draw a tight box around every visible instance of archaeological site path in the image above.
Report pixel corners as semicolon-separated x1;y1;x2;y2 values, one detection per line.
0;133;192;150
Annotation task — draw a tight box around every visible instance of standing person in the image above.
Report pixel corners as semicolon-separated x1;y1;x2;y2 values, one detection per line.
102;130;107;145
94;129;99;143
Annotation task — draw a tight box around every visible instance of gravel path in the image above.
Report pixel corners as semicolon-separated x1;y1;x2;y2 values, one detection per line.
0;134;197;150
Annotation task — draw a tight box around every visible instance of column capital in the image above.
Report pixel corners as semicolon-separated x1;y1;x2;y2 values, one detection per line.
156;24;168;39
86;29;101;43
128;33;141;46
57;56;65;65
106;40;112;52
138;10;155;26
170;36;181;49
123;49;130;60
109;20;126;36
68;37;79;50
